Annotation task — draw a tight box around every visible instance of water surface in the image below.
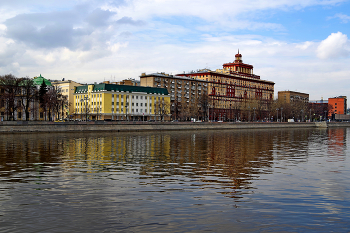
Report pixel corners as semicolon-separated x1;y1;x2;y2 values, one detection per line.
0;128;349;232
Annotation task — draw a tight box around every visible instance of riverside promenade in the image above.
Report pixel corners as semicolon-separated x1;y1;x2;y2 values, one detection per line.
1;121;349;133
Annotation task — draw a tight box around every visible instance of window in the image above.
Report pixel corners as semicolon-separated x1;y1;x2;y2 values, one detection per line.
141;96;143;99
132;103;134;106
136;96;138;99
112;94;114;98
132;95;134;99
145;103;147;107
40;112;43;118
140;103;143;107
136;103;138;106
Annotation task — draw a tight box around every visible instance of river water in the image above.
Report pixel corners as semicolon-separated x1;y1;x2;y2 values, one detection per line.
0;128;349;232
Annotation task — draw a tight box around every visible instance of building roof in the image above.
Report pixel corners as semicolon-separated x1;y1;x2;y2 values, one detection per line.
33;74;52;86
140;72;209;82
75;83;169;95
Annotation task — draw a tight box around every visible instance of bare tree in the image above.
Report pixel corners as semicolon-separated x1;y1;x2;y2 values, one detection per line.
199;93;209;121
155;98;170;121
0;74;22;120
19;77;37;121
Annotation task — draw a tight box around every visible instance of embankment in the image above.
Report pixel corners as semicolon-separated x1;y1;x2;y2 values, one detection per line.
1;121;349;133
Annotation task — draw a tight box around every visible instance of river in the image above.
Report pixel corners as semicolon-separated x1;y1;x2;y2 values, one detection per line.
0;128;349;232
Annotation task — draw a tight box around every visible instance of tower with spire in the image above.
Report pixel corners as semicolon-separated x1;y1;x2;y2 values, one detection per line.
222;50;255;77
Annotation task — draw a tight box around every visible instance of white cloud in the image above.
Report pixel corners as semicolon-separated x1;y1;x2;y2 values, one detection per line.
329;13;350;23
1;0;350;101
316;32;350;59
296;41;314;50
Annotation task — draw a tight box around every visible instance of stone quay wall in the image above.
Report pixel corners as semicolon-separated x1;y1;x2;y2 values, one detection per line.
1;121;349;133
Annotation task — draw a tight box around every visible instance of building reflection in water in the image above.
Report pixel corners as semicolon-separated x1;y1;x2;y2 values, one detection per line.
0;128;336;197
327;128;347;160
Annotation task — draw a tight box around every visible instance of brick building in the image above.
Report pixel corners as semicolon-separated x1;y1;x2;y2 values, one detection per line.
177;52;275;121
140;73;209;120
278;91;309;104
328;96;347;118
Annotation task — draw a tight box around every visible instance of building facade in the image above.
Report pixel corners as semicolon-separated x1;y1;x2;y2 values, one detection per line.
73;83;170;121
140;73;209;120
278;91;309;104
176;52;275;121
51;79;82;119
328;96;347;118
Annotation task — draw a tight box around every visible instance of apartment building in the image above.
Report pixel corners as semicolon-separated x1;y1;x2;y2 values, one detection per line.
328;96;347;118
176;52;275;121
73;83;170;121
140;73;209;120
278;91;309;104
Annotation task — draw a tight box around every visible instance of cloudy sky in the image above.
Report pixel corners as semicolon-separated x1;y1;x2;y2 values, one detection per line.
0;0;350;100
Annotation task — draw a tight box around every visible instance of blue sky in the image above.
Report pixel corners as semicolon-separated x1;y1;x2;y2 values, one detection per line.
0;0;350;100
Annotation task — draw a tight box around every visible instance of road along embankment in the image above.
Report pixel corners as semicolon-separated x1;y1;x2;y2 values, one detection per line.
1;121;348;133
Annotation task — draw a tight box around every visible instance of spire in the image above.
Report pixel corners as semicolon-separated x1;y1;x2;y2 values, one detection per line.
238;49;239;54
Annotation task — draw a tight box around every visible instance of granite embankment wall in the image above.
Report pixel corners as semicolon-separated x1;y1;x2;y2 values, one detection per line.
1;121;349;133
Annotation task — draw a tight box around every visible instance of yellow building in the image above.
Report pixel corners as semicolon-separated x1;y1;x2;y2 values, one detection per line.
52;80;82;119
278;91;309;104
73;83;170;121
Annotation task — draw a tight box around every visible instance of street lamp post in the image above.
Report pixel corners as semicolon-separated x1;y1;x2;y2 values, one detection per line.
248;106;251;122
125;105;128;121
301;109;304;122
80;99;83;121
309;109;312;122
253;107;256;122
276;108;279;122
280;107;283;122
80;96;89;121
